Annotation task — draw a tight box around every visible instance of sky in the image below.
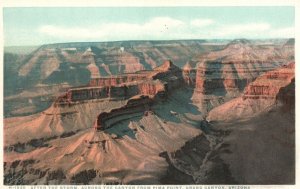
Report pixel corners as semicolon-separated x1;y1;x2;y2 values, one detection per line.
3;7;295;46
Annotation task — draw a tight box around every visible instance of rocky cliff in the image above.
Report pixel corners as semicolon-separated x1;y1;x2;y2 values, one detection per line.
192;39;294;113
207;62;295;121
55;60;181;105
5;39;292;117
4;87;202;184
243;63;295;100
5;40;218;117
161;62;295;185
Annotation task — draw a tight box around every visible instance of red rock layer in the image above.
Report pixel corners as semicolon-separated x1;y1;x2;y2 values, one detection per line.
194;39;294;96
54;60;184;106
55;80;165;105
88;74;149;87
206;63;295;122
243;62;295;100
195;61;283;95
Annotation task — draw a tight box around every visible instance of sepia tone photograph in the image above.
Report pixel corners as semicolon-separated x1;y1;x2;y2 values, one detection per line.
2;1;296;186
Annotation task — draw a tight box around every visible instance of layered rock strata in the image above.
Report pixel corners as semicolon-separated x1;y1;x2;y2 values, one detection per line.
55;60;183;105
207;62;295;121
95;95;153;130
192;39;293;113
243;63;295;100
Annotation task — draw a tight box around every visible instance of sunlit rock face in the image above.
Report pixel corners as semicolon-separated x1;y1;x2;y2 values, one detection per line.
207;62;295;122
192;39;294;113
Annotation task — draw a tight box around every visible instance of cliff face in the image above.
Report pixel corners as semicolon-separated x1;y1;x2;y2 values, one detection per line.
59;80;166;104
4;87;201;184
195;62;262;94
14;40;220;87
56;60;182;105
92;60;184;131
5;40;221;117
88;74;149;87
5;39;293;117
192;39;294;113
276;78;295;113
53;40;294;118
95;95;153;130
243;63;295;100
207;62;295;122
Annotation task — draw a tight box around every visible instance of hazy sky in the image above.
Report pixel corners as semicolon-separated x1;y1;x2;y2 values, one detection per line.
3;7;295;46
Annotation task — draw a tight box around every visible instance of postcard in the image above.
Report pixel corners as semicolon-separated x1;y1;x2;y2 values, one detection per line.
1;1;297;188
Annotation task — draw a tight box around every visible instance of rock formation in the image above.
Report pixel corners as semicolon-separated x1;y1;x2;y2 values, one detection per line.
5;40;223;117
55;60;181;105
207;62;295;121
192;39;293;113
182;61;196;86
3;38;295;185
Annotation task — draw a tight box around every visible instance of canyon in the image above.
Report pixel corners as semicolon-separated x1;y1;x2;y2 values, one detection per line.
3;38;295;184
4;40;223;117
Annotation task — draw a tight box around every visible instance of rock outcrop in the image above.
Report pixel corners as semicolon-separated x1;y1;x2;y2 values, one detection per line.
243;63;295;100
55;60;182;105
95;95;153;130
4;87;202;184
207;62;295;121
4;60;187;146
182;61;196;86
5;40;222;117
5;39;293;117
192;39;294;113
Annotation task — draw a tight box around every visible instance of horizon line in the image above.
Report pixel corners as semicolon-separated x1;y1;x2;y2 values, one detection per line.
4;37;294;48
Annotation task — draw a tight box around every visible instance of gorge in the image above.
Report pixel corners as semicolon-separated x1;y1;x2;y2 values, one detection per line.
3;38;295;184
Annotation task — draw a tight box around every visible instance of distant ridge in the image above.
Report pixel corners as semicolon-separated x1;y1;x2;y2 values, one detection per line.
223;38;252;49
4;46;39;54
284;38;295;46
40;39;209;49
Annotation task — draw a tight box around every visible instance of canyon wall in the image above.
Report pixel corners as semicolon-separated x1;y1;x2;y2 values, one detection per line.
207;63;295;122
5;39;293;117
95;95;153;130
55;60;182;105
192;39;293;113
5;40;220;117
55;80;165;105
243;63;295;100
88;73;149;87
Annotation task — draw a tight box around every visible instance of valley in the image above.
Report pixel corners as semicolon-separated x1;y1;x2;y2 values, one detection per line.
3;38;295;184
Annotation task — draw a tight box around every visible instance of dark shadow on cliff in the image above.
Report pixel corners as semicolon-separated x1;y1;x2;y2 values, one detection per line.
104;116;142;139
207;103;295;184
103;86;203;139
153;86;202;126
